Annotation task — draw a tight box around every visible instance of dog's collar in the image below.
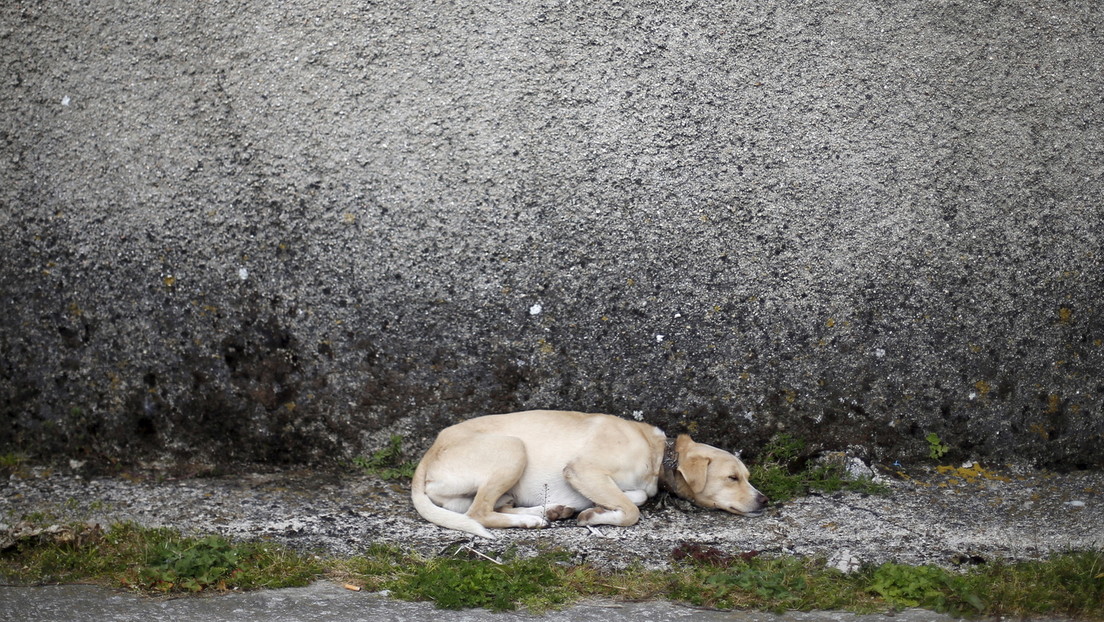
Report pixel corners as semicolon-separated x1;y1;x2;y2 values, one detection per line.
659;436;691;498
663;437;680;472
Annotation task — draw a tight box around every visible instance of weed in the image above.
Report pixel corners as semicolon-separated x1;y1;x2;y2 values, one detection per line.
926;432;950;461
135;535;244;592
126;532;321;592
333;542;412;591
669;553;881;613
353;435;416;480
20;510;60;525
704;564;807;609
748;434;887;503
0;522;321;593
0;452;28;478
869;563;983;615
974;551;1104;619
392;556;566;611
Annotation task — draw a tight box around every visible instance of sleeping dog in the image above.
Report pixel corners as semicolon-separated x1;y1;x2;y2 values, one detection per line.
411;410;768;538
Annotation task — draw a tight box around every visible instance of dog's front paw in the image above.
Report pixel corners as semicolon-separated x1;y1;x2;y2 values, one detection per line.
544;505;576;521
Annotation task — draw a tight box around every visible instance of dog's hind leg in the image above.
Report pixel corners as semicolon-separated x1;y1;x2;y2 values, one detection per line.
462;436;549;530
563;461;642;527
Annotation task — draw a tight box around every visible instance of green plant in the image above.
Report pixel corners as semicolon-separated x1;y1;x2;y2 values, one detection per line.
132;533;321;592
668;553;881;613
926;433;950;461
0;522;321;593
354;435;417;480
390;556;567;611
976;551;1104;619
869;563;983;615
704;565;806;607
137;535;243;592
748;434;887;503
0;452;28;477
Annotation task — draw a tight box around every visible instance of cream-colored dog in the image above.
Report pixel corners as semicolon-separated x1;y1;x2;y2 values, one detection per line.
411;410;768;538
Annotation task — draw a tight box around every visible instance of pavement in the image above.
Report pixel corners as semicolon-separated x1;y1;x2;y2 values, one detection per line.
0;581;971;622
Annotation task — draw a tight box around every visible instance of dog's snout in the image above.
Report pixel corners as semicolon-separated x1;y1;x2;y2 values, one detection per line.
755;493;769;508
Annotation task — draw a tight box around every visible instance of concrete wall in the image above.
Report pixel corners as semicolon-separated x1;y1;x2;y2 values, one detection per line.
2;0;1101;469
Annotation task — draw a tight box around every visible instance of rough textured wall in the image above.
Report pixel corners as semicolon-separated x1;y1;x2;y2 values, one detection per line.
1;0;1101;469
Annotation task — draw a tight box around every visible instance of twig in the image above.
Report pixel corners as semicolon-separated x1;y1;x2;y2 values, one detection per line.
463;545;503;565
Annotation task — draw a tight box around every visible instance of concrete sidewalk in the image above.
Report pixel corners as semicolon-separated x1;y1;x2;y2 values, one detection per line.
1;581;969;622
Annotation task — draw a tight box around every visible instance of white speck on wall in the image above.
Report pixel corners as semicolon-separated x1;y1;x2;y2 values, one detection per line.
874;348;886;358
655;334;664;343
61;96;70;106
529;303;542;316
968;392;977;400
238;267;249;281
632;410;644;421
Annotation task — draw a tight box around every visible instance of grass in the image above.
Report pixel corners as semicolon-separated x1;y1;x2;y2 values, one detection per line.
0;522;323;592
2;521;1101;618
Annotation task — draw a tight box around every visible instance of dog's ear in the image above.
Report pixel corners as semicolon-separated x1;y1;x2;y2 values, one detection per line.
678;454;711;495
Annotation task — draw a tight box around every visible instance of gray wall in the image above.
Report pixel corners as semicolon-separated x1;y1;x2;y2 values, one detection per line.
2;0;1101;469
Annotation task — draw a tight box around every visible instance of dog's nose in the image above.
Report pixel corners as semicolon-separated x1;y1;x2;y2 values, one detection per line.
756;493;769;507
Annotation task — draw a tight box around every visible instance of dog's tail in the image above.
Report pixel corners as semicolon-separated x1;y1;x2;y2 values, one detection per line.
410;459;496;539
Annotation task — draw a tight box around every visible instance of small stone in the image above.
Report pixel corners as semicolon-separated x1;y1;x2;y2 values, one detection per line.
845;457;874;480
828;549;862;573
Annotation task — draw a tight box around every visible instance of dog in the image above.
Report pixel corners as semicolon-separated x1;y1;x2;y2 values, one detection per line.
410;410;768;538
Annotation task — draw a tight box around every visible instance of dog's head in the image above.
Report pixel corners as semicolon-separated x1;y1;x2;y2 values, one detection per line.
673;435;769;517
